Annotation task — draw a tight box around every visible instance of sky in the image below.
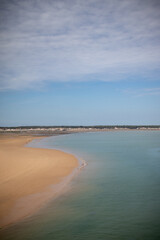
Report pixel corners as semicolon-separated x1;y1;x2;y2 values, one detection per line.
0;0;160;126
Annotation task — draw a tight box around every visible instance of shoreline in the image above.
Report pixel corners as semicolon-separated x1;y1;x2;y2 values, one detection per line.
0;135;80;228
0;127;160;138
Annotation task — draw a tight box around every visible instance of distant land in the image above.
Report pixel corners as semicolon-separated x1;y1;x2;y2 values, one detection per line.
0;125;160;136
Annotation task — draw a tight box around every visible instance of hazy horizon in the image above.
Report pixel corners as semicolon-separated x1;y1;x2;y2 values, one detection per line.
1;124;160;128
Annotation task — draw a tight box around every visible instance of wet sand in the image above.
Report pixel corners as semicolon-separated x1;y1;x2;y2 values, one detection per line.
0;135;78;227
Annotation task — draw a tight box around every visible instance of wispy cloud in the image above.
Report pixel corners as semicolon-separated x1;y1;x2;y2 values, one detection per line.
0;0;160;90
124;87;160;97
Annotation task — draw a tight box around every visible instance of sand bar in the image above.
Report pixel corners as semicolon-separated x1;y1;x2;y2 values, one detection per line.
0;135;78;227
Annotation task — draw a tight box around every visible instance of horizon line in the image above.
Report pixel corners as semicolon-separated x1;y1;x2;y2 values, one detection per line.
0;125;160;129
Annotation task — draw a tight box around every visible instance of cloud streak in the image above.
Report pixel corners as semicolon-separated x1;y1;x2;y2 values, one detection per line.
0;0;160;90
124;87;160;97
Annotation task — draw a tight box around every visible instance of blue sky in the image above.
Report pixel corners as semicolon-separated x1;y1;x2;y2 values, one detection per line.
0;0;160;126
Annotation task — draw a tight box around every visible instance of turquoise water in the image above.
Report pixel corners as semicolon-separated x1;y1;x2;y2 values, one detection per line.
1;131;160;240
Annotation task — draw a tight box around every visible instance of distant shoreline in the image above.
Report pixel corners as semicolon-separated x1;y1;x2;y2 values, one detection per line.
0;125;160;137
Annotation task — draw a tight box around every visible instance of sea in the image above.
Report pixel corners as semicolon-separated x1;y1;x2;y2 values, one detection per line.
1;131;160;240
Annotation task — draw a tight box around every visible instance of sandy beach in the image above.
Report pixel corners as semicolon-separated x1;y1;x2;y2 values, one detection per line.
0;135;78;227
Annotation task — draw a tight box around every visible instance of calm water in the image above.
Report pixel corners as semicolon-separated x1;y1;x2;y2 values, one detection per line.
1;131;160;240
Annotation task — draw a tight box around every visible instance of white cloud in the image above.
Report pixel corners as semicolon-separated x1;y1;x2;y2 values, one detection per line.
0;0;160;90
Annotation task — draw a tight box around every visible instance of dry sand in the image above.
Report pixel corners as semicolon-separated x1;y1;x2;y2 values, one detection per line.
0;135;78;227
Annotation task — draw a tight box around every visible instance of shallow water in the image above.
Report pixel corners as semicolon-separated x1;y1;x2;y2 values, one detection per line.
1;131;160;240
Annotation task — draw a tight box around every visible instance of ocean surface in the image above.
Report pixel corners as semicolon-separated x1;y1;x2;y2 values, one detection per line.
1;131;160;240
